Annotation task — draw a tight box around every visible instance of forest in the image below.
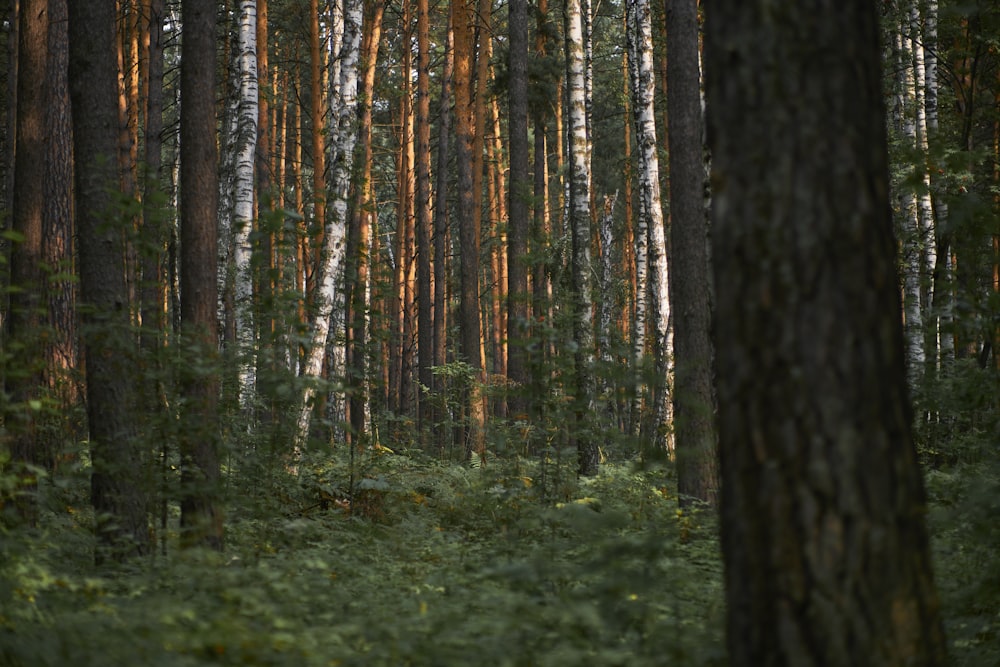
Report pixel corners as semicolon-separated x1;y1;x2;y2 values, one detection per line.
0;0;997;664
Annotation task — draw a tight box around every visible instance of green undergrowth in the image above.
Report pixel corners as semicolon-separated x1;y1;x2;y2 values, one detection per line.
0;452;726;666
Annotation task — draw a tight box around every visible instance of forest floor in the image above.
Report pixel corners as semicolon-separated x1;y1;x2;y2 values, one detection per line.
0;448;997;666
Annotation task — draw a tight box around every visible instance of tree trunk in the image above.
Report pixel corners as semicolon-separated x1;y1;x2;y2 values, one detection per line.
507;0;529;419
8;0;49;517
565;0;597;476
295;0;363;450
626;0;670;451
178;0;223;551
68;0;150;562
665;0;717;506
233;0;259;409
453;0;486;456
704;1;948;663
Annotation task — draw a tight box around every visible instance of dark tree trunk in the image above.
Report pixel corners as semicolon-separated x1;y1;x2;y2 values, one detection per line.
704;2;948;664
178;0;223;551
8;0;49;518
506;0;530;420
665;0;717;506
68;0;149;562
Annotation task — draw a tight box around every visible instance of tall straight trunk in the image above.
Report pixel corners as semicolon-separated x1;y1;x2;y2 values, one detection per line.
346;0;386;445
897;22;925;382
8;0;50;516
432;19;453;447
453;0;486;456
705;1;948;663
41;0;77;469
68;0;149;561
565;0;597;476
178;0;223;551
627;0;670;449
141;0;167;351
295;0;363;449
531;0;550;352
666;0;717;505
233;0;259;408
415;0;434;433
507;0;529;418
309;0;326;300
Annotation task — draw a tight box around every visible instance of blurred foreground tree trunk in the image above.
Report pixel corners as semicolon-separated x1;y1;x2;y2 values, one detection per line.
705;1;948;664
69;0;149;562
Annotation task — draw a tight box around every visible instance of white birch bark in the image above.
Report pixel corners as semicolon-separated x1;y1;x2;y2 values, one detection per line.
911;4;937;371
233;0;259;407
627;0;671;442
566;0;598;474
295;0;363;451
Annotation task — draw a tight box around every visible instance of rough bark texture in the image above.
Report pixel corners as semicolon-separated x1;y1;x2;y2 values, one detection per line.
8;0;49;515
565;0;598;476
453;0;486;456
665;0;717;506
68;0;149;561
506;0;530;419
179;0;223;551
704;2;948;665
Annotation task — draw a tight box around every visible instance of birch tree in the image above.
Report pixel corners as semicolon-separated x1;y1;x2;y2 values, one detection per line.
233;0;259;408
626;0;670;447
295;0;363;450
565;0;598;475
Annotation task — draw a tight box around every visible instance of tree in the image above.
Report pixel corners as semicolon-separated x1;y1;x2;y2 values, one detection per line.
8;0;50;516
295;0;363;449
68;0;149;561
452;0;487;456
626;0;670;448
506;0;530;419
704;2;948;664
665;0;717;505
415;0;434;434
565;0;598;476
178;0;223;550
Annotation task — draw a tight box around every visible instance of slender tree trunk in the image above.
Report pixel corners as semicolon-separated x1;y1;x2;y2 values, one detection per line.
295;0;363;450
414;0;434;435
432;18;453;446
453;0;486;456
626;0;670;450
309;0;326;302
346;0;385;445
233;0;259;409
705;1;948;663
8;0;49;517
507;0;529;419
68;0;150;561
565;0;597;476
666;0;717;505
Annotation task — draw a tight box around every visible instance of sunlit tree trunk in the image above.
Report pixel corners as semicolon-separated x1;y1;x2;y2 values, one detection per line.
565;0;597;476
346;0;386;445
415;0;434;435
141;0;167;351
295;0;363;450
453;0;487;456
68;0;150;561
309;0;326;304
705;1;948;662
626;0;670;449
666;0;717;505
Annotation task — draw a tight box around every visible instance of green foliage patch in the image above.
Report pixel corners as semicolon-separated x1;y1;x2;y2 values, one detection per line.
0;456;726;666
